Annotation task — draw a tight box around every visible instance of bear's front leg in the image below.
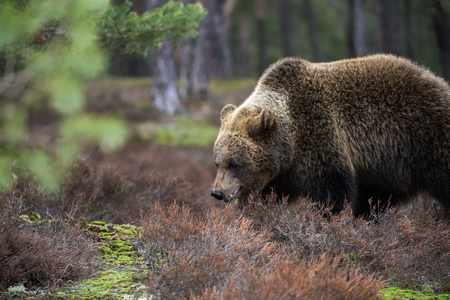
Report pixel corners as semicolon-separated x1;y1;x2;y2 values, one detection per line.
298;165;357;215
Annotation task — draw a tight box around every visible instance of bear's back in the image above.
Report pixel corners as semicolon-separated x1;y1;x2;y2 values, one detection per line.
260;54;450;110
258;55;450;132
259;54;450;188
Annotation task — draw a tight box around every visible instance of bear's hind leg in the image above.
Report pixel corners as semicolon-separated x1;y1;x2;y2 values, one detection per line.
425;171;450;211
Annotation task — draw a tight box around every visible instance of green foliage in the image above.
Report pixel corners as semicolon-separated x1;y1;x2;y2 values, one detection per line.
0;0;205;192
0;0;121;191
98;0;207;58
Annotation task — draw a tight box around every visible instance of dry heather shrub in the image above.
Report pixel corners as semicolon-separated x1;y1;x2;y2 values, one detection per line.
60;160;133;222
133;162;208;211
244;195;450;292
0;218;96;291
59;159;214;223
0;191;96;291
94;144;225;214
138;203;282;298
196;256;382;300
3;143;220;224
2;149;216;225
1;175;49;218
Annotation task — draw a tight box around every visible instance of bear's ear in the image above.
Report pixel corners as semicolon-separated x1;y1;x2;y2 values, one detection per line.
247;109;277;137
220;104;237;122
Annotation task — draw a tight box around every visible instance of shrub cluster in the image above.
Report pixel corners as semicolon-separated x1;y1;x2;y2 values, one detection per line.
137;202;383;299
243;196;450;293
0;195;96;292
55;144;221;223
59;158;212;224
3;144;218;225
137;203;280;298
196;257;381;300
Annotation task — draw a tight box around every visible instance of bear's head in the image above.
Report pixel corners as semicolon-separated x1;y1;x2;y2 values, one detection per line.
211;103;281;203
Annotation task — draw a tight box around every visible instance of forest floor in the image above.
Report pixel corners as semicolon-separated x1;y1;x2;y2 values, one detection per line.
1;77;450;299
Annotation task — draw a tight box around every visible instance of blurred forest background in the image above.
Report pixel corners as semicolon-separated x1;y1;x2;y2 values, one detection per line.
1;1;450;298
1;0;450;204
114;0;450;114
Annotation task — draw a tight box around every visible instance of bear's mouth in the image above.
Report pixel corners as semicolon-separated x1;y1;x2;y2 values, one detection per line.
223;186;241;203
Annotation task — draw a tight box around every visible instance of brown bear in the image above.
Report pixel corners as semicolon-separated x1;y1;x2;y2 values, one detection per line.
211;54;450;217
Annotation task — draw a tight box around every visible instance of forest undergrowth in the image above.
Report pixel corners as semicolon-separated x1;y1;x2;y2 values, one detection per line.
1;145;449;299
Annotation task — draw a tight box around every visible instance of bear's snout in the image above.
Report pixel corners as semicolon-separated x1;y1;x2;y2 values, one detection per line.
211;189;224;200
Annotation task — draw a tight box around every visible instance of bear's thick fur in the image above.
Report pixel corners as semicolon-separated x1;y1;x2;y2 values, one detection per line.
211;54;450;216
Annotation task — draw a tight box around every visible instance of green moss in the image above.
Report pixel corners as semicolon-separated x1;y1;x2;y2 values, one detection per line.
59;269;151;299
98;244;113;255
210;78;257;93
99;232;115;237
97;77;153;87
86;221;140;264
19;211;42;222
90;221;106;225
53;221;151;298
153;117;219;147
135;117;220;147
380;287;450;300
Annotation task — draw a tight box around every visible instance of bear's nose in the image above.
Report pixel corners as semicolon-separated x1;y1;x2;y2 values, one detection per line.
211;189;223;200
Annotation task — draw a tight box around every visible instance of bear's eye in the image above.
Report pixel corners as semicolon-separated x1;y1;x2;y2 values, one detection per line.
228;163;239;169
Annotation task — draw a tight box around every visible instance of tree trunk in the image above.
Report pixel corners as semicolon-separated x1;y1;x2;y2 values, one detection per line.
214;0;233;78
153;41;182;115
347;0;366;58
236;19;251;76
191;0;215;101
378;0;402;55
304;0;325;62
256;0;267;75
191;0;231;101
220;0;236;77
373;0;382;53
433;0;450;82
179;38;193;99
178;0;193;99
147;0;181;115
404;0;414;59
278;0;295;57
